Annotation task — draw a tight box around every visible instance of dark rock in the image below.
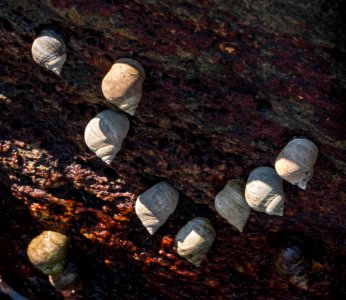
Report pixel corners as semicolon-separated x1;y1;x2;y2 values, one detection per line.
0;0;345;299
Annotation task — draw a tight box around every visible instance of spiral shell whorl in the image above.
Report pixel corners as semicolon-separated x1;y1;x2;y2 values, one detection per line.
31;29;67;75
275;138;318;190
101;58;145;115
175;217;216;267
275;236;311;290
245;167;285;216
135;181;179;235
215;180;250;232
27;231;70;275
84;109;130;164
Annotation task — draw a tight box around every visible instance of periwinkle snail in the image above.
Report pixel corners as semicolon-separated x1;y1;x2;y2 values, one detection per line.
275;138;318;189
245;167;285;216
214;180;250;232
31;28;67;75
27;231;70;275
101;58;145;115
274;236;312;290
174;217;216;267
135;181;179;235
84;109;130;164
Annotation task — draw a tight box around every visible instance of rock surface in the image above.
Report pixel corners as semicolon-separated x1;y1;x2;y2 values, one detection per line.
0;0;345;299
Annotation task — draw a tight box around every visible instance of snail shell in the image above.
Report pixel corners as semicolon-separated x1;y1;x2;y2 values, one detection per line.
275;236;311;290
245;167;285;216
135;181;179;235
215;180;250;232
27;231;70;275
174;217;216;267
275;138;318;190
101;58;145;115
84;109;130;164
49;261;82;291
31;29;67;75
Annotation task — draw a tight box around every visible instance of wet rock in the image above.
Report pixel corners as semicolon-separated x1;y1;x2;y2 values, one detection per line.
0;0;345;299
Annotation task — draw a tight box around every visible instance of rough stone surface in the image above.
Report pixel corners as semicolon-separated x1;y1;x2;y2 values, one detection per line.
0;0;345;299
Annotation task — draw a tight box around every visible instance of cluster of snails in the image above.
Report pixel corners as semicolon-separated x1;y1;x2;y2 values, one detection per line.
27;231;81;291
212;138;317;288
133;137;317;268
135;181;215;266
84;59;145;164
32;28;145;164
30;27;320;289
214;138;318;233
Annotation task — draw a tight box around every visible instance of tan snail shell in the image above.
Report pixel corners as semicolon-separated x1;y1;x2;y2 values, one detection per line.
27;231;70;275
135;181;179;235
31;29;67;75
274;236;312;290
275;138;318;190
49;262;82;291
245;167;285;216
84;109;130;164
214;180;250;232
101;58;145;115
174;217;216;267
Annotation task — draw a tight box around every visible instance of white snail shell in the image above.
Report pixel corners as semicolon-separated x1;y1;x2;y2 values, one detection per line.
31;29;67;76
101;58;145;115
27;231;70;275
174;217;216;267
135;181;179;235
275;138;318;190
49;261;81;291
84;109;130;165
245;167;285;216
214;180;250;232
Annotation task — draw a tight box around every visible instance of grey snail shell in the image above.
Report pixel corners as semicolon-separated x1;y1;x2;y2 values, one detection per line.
245;167;285;216
31;29;67;76
274;236;312;290
135;181;179;235
215;180;250;232
27;231;70;275
174;217;216;267
101;58;145;115
49;261;82;291
275;138;318;190
84;109;130;164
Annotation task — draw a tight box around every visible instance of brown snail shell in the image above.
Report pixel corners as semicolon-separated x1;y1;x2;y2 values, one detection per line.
245;167;285;216
27;231;70;275
274;236;312;290
174;217;216;267
31;29;67;76
101;58;145;115
214;180;250;232
84;109;130;164
275;138;318;190
49;261;82;291
135;181;179;235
